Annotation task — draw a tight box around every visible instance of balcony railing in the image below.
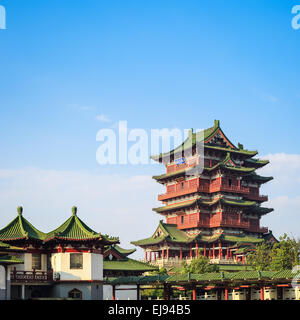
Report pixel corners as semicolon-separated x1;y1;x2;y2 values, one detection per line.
248;226;268;233
11;268;54;283
158;184;251;201
245;193;268;202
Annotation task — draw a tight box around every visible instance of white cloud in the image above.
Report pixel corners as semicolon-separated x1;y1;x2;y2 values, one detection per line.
80;106;95;111
258;153;300;240
95;114;110;122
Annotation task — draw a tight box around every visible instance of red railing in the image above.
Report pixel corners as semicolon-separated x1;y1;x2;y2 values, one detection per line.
11;268;54;283
245;193;268;202
248;226;268;233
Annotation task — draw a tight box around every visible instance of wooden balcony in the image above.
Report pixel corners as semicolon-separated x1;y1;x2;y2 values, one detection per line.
158;185;209;201
248;226;268;233
158;184;249;201
215;185;250;194
11;268;54;284
245;193;268;202
210;220;250;229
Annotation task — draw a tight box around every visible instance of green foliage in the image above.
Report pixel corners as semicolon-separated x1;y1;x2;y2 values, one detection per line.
248;234;300;271
141;288;163;300
149;267;168;275
181;256;219;274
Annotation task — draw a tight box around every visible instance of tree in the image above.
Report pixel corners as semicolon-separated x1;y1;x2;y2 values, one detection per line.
269;234;300;271
181;256;219;274
248;234;300;271
247;242;272;271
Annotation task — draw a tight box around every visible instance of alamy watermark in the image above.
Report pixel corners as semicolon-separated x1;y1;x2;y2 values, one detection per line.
96;121;204;176
0;4;6;30
292;5;300;30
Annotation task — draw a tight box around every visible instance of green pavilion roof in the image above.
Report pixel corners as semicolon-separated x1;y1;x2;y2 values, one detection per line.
104;258;157;272
131;221;191;246
151;120;258;162
111;244;136;257
131;221;265;247
44;206;119;244
0;207;46;242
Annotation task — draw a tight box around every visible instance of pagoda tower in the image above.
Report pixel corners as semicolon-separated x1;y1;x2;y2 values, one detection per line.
132;120;276;269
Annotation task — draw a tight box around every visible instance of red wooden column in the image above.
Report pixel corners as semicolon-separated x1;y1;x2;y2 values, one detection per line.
167;248;169;259
180;248;182;260
219;242;222;259
226;245;229;260
196;243;199;258
260;286;264;300
225;288;228;301
112;285;116;301
162;249;164;259
149;251;152;262
154;252;157;261
145;251;147;261
192;288;196;300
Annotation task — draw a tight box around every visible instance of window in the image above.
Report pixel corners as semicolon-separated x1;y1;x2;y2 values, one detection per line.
181;216;184;224
70;253;83;269
228;179;232;187
68;288;82;300
32;254;42;270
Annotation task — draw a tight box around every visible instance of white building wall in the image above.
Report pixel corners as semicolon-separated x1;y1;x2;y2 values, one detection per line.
103;285;139;300
51;252;103;281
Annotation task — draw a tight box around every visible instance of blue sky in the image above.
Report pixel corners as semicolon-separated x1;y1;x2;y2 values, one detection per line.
0;1;300;256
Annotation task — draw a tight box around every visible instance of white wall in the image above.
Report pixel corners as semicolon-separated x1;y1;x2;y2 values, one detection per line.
51;252;103;281
0;266;5;290
103;285;139;300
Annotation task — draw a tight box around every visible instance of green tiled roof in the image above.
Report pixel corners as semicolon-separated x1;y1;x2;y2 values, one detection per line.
222;234;264;244
231;271;276;280
246;172;273;183
112;245;136;256
153;198;198;213
244;158;269;168
0;255;23;265
106;275;168;285
105;270;300;286
45;207;119;244
272;270;300;279
104;258;157;272
151;120;258;162
131;221;192;246
245;206;274;216
218;264;254;271
0;207;46;242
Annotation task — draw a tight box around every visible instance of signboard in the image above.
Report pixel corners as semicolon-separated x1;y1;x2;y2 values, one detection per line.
175;157;185;165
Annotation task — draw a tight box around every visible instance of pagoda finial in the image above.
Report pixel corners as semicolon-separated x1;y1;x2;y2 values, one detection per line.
17;206;23;216
72;206;77;216
214;120;220;127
